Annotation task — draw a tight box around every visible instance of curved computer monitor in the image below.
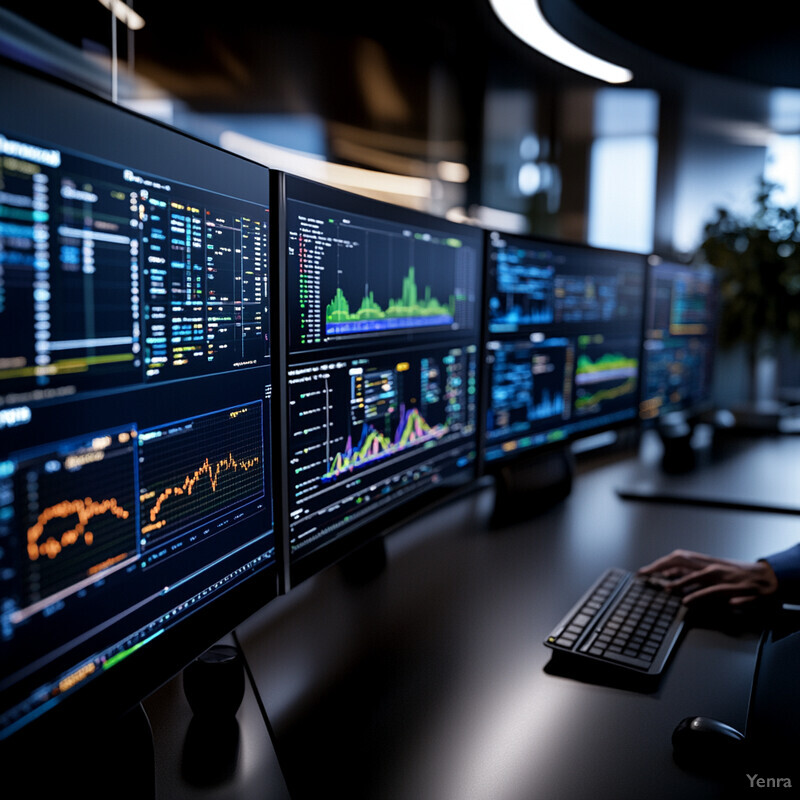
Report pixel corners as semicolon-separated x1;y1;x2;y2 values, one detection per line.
0;60;278;746
279;174;483;586
639;258;718;424
482;230;647;467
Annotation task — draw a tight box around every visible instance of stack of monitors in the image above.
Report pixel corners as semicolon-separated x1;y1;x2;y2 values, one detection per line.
482;231;646;466
279;175;484;585
0;62;278;744
0;57;722;751
639;259;718;422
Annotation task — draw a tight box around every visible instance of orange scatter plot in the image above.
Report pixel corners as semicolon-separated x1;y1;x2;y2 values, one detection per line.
27;497;131;561
146;453;260;525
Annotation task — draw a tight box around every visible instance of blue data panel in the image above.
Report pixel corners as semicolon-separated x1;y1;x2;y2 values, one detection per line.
0;62;276;745
484;231;646;464
640;260;718;420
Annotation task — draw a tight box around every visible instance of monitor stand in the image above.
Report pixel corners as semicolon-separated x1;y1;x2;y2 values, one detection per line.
181;644;246;786
491;443;574;525
656;413;698;474
650;410;726;475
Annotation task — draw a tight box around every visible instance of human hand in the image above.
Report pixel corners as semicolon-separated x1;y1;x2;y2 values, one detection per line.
638;549;779;606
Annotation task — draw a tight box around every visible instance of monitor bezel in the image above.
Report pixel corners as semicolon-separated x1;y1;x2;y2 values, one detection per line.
480;228;648;472
639;256;720;425
278;172;485;588
0;57;282;748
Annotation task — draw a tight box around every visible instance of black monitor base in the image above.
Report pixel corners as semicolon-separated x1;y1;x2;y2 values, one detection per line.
491;445;575;526
181;645;246;786
656;415;698;474
654;410;730;474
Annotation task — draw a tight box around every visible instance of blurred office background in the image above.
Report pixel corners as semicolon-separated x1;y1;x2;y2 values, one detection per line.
2;0;798;401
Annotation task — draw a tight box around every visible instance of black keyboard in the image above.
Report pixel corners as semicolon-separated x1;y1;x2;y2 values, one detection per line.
544;567;688;681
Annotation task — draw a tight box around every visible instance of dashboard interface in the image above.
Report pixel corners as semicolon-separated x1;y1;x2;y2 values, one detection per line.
484;231;646;463
283;176;483;579
0;65;275;741
640;260;717;421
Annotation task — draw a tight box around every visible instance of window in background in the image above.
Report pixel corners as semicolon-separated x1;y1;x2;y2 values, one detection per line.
588;89;659;254
765;134;800;208
767;88;800;211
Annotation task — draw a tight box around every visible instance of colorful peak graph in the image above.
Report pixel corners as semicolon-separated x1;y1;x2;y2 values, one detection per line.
323;404;447;481
574;350;638;411
575;377;637;408
326;267;455;332
27;497;131;561
575;352;638;377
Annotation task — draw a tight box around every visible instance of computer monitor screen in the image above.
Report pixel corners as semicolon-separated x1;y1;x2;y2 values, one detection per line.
483;231;646;464
281;175;482;584
0;62;277;744
639;259;718;421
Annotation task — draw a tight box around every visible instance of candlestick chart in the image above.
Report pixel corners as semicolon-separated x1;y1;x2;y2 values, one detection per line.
138;402;265;547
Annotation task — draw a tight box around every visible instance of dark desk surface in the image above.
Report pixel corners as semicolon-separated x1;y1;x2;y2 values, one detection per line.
617;426;800;515
229;435;800;800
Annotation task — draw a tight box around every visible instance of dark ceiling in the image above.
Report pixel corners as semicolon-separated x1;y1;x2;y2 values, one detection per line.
5;1;800;112
3;1;510;115
564;0;800;90
3;0;800;148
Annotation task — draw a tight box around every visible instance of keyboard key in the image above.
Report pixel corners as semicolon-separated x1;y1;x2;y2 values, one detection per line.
604;650;653;670
567;624;583;635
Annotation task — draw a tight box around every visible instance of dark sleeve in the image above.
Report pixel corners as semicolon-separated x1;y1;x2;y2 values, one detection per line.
762;543;800;603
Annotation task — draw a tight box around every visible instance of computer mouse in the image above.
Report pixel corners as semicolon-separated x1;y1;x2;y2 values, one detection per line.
672;715;745;771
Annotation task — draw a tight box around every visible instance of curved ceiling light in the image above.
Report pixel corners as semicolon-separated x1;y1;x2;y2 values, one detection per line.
98;0;146;31
488;0;633;84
